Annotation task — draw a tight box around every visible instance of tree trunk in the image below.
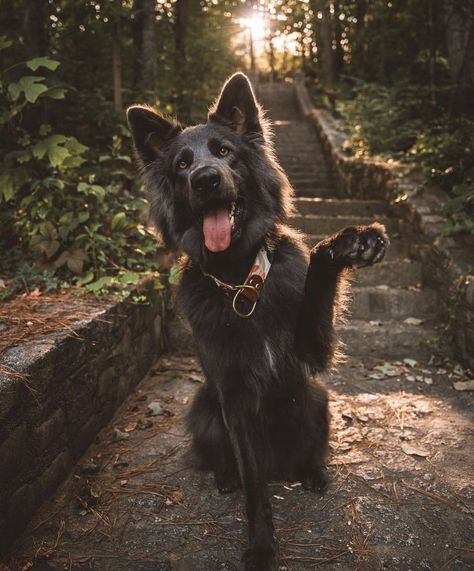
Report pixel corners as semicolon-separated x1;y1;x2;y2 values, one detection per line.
141;0;158;103
319;3;336;87
333;0;344;75
428;0;437;106
22;0;48;57
353;0;366;75
174;0;189;115
268;36;276;81
445;0;474;113
132;0;144;91
112;1;123;113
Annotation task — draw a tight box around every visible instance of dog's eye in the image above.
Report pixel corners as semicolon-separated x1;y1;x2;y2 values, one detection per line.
177;159;188;170
218;146;230;157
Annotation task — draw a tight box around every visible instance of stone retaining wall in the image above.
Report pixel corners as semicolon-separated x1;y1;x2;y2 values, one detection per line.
294;75;474;368
0;289;165;550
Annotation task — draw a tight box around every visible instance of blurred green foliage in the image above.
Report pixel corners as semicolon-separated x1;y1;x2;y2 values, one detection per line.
336;81;474;236
0;44;160;299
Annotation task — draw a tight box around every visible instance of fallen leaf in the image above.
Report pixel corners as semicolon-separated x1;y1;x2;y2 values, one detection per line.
374;362;401;377
147;401;164;416
453;364;464;376
367;372;384;380
342;410;353;421
188;372;204;383
120;479;128;486
354;411;369;422
401;443;430;458
404;317;423;326
113;428;129;441
453;380;474;391
29;288;42;297
137;419;153;430
424;377;433;385
123;421;137;433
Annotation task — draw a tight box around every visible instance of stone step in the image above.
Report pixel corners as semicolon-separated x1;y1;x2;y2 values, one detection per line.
295;187;336;198
291;214;398;235
351;286;437;320
289;178;336;189
277;144;322;151
340;319;438;360
305;234;409;257
286;170;332;180
291;182;336;194
276;140;321;148
278;153;326;162
295;198;386;217
354;259;422;288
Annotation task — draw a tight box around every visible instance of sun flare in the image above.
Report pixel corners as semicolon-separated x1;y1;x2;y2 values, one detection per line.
239;13;267;41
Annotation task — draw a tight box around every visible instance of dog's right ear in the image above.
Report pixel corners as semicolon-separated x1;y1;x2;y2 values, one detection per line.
127;106;181;164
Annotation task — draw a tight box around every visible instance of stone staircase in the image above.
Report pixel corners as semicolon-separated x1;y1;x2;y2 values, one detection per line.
258;82;440;361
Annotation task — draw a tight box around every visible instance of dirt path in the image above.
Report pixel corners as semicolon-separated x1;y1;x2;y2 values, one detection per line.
6;353;473;570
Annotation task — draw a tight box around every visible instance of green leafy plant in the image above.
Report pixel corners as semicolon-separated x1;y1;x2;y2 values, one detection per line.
335;79;474;235
0;39;161;298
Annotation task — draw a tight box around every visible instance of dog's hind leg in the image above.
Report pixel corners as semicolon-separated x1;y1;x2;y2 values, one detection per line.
187;384;240;493
299;383;330;493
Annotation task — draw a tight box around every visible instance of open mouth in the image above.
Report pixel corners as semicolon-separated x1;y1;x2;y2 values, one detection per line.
202;200;242;253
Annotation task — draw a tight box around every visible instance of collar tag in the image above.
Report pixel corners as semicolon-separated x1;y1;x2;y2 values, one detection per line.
203;243;274;318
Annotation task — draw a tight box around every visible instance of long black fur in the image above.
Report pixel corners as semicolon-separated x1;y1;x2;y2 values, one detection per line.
127;73;388;570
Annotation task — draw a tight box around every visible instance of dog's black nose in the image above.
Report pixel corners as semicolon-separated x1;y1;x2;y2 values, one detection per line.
191;167;221;193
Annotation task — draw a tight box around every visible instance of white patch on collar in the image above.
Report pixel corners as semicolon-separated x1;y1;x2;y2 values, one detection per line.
264;340;277;373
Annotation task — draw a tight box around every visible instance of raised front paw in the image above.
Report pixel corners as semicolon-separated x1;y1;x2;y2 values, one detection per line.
243;545;278;571
326;223;389;268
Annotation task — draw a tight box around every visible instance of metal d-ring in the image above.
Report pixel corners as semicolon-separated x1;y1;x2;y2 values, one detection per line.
232;285;258;318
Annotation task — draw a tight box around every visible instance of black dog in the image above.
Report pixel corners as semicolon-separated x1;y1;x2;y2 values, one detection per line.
127;73;388;570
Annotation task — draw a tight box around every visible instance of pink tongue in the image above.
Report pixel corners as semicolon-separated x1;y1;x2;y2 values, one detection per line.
203;208;231;252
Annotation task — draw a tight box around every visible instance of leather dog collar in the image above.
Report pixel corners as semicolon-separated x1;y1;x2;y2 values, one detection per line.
202;243;274;318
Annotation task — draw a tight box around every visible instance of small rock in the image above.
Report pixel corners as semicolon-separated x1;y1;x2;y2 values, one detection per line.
453;380;474;391
403;358;418;368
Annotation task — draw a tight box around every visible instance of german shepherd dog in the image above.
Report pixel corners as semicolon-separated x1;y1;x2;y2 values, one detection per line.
127;73;388;570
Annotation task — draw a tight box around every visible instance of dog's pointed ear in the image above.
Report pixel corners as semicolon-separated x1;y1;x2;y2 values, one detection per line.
209;73;262;136
127;106;181;164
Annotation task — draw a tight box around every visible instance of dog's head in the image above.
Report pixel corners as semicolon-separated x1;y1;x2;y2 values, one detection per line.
127;73;293;263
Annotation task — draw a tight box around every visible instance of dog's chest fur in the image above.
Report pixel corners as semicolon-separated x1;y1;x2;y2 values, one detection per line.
178;232;308;384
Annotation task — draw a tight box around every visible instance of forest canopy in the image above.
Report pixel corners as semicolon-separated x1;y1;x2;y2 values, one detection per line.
1;0;473;297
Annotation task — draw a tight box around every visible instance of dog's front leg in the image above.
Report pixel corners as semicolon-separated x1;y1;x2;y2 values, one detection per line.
219;390;277;571
296;223;389;372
